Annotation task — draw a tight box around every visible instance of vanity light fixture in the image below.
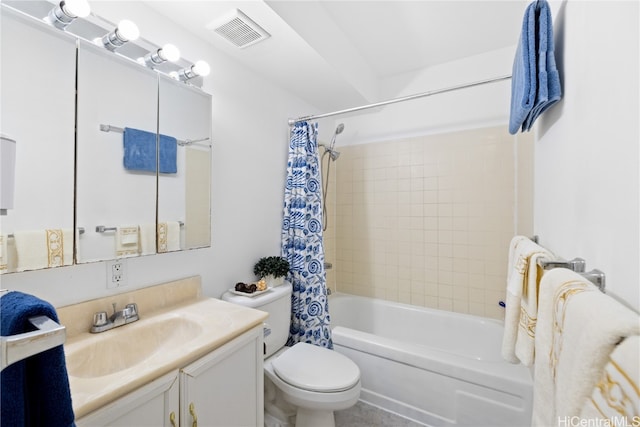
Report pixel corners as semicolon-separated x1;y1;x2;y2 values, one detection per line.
46;0;90;30
141;44;181;68
101;19;140;51
171;60;211;81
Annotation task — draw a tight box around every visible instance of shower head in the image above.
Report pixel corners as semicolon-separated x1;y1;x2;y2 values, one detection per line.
328;149;340;161
329;123;344;151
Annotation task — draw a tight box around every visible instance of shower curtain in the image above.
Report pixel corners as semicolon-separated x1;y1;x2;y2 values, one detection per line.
281;121;333;349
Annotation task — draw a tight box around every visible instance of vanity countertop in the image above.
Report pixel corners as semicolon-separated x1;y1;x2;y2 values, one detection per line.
58;277;268;419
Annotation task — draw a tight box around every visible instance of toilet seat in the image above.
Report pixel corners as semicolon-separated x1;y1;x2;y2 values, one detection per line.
272;342;360;393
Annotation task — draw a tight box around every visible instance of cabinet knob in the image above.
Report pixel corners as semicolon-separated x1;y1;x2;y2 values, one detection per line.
189;402;198;427
169;411;177;427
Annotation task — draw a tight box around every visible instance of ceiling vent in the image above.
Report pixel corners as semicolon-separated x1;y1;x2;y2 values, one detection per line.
207;9;270;49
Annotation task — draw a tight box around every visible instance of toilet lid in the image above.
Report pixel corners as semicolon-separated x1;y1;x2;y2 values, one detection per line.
272;342;360;392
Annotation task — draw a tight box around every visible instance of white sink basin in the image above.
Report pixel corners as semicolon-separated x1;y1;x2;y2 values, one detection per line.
66;315;203;378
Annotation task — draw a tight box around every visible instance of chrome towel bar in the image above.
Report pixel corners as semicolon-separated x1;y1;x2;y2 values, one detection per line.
99;124;211;147
528;236;606;292
95;222;184;233
536;257;606;292
0;315;66;371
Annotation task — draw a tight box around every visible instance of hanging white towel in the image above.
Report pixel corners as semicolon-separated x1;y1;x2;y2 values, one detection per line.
502;235;553;366
532;268;640;426
13;229;73;271
139;223;156;255
580;335;640;423
0;233;7;273
166;221;181;252
115;226;139;257
157;221;181;253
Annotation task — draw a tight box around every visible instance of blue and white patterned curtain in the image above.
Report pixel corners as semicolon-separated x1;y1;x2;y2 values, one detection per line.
281;121;332;349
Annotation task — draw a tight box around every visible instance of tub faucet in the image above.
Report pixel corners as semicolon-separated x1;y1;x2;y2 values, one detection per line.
90;302;139;333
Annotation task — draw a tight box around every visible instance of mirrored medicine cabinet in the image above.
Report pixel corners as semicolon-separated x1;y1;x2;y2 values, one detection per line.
0;5;212;273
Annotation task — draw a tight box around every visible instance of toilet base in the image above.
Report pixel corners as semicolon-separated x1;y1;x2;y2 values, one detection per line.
295;407;336;427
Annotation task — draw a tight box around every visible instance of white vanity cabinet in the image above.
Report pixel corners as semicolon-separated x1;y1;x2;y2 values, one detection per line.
76;325;263;427
180;325;264;427
76;371;180;427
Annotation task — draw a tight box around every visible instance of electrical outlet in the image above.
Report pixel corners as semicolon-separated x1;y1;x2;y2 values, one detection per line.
106;259;127;289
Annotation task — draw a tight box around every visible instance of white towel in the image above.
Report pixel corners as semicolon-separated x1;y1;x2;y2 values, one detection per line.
502;235;553;365
532;268;640;426
139;223;156;255
115;226;139;257
13;229;73;271
580;335;640;424
157;221;181;253
0;233;7;273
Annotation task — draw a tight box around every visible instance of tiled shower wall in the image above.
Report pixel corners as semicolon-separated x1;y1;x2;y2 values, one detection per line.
323;126;533;319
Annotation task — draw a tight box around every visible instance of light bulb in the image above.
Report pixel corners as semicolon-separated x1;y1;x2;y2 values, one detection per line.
160;44;180;62
117;19;139;42
193;60;210;77
63;0;90;18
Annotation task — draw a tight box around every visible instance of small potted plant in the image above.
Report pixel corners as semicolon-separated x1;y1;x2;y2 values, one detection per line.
253;256;290;287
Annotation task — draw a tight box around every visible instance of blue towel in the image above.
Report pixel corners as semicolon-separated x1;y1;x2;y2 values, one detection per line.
523;0;561;131
508;1;537;134
509;0;562;134
123;127;177;174
1;291;75;427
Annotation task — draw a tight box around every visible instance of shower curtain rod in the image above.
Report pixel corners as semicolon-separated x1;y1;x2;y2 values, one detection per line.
288;74;512;126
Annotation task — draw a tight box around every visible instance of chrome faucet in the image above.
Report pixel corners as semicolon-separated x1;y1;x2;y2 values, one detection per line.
90;302;139;333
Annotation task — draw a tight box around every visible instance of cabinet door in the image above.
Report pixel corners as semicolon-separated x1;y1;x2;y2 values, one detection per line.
77;370;179;427
180;326;263;427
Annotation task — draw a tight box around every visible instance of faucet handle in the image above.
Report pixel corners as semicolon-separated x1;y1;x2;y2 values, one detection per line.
93;311;108;327
125;303;138;316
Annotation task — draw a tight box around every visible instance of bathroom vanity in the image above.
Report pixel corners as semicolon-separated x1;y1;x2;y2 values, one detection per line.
57;277;267;426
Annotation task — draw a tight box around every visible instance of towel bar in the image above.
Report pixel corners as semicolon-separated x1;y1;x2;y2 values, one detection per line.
7;227;85;239
99;124;211;147
580;269;606;293
96;222;184;233
0;315;66;371
537;257;586;273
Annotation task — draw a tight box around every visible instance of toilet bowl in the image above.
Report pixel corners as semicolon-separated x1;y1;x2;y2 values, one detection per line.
221;283;361;427
265;343;361;427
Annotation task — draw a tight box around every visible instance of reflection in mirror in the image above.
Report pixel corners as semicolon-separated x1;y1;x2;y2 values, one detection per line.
75;40;158;263
158;75;212;251
0;9;76;273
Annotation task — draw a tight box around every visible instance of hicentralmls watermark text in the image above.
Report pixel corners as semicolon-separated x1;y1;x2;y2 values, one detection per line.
557;416;640;427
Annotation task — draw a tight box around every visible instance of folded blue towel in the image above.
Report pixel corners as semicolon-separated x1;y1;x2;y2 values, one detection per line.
123;127;177;174
523;0;561;131
1;291;75;427
509;0;562;134
508;1;537;134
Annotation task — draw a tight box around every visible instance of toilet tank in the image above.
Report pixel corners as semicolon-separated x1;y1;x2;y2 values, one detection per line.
221;282;292;358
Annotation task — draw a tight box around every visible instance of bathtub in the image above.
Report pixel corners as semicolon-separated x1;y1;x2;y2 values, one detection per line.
329;293;533;427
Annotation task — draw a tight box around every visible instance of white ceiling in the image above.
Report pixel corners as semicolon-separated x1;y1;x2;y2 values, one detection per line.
144;1;528;112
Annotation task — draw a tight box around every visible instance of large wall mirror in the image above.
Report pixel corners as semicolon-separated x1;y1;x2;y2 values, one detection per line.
0;9;77;273
76;41;159;263
0;4;212;272
158;75;212;252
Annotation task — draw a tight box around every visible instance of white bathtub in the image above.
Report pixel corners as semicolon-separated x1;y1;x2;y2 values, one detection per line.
329;293;533;427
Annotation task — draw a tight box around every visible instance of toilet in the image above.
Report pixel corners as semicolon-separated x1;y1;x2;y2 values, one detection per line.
222;282;360;427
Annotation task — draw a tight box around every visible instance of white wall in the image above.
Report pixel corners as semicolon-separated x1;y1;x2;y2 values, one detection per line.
0;2;318;307
315;46;515;146
535;1;640;311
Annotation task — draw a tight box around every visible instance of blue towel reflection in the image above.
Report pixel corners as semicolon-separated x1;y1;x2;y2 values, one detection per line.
123;127;177;174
